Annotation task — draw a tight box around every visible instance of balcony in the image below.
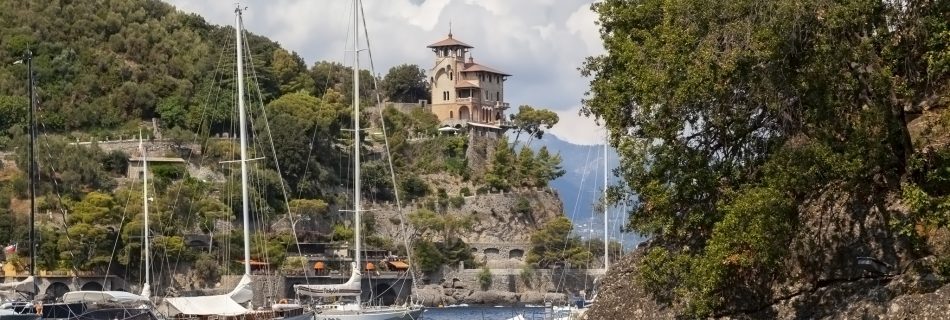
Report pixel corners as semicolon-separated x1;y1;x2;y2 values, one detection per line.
495;101;510;109
456;97;473;103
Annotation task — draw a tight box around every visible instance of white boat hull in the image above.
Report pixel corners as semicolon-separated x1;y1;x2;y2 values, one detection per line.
312;306;423;320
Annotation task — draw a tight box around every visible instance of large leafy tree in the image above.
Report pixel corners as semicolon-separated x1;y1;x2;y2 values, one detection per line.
509;105;559;147
582;0;949;316
381;64;428;103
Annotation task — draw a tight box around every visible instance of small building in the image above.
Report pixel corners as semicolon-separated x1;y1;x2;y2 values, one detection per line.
427;31;511;136
126;156;186;180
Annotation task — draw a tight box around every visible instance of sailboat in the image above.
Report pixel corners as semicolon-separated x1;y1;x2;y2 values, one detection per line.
293;1;423;319
158;6;310;320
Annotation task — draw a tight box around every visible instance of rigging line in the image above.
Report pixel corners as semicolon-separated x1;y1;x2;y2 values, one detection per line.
301;28;352;185
359;0;420;292
554;144;594;291
101;175;139;287
159;38;236;294
34;121;80;271
241;31;312;282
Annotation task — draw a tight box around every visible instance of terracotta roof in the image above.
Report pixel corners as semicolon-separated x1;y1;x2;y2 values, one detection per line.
461;62;511;76
456;81;480;88
427;35;474;48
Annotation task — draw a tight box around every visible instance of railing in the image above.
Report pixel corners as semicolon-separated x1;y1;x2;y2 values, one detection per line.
495;101;510;109
456;97;473;103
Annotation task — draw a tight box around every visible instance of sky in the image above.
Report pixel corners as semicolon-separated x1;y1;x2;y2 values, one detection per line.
162;0;607;145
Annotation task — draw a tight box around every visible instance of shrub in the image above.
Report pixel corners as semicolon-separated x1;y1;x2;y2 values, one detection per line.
477;266;492;290
460;187;472;197
449;196;465;209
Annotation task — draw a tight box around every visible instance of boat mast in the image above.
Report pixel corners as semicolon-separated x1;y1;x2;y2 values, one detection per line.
352;0;363;307
26;50;36;280
140;134;151;299
235;6;252;277
604;127;610;271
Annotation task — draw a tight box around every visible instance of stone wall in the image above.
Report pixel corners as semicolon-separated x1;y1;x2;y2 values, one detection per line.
414;267;600;307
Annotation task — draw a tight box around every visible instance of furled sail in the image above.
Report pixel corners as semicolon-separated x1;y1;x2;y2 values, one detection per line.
293;263;361;297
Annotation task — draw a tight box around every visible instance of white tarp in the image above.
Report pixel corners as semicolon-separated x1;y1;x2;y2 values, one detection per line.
161;294;248;316
0;276;35;294
62;291;149;304
159;274;252;316
227;274;253;304
294;263;362;297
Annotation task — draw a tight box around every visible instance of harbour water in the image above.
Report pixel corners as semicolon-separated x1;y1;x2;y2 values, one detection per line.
421;306;571;320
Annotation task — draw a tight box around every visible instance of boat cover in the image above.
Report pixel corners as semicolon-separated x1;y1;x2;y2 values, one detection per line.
62;291;149;304
160;274;252;316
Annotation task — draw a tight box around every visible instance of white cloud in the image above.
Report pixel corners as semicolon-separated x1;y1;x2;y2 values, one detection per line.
549;106;605;145
162;0;603;144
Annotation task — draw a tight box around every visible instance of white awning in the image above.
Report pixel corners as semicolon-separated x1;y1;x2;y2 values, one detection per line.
161;294;248;316
159;274;252;316
438;127;460;132
62;291;149;304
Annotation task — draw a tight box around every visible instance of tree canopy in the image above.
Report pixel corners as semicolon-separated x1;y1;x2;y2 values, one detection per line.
381;64;428;103
582;0;950;316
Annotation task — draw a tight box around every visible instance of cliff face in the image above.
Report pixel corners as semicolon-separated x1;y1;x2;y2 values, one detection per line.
584;185;950;319
366;187;563;244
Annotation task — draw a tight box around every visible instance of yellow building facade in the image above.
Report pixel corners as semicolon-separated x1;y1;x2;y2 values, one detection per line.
427;32;511;131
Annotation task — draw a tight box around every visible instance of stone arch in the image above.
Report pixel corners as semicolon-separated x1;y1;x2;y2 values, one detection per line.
80;281;103;291
484;248;500;255
435;68;448;83
46;282;70;300
459;106;470;121
509;249;525;259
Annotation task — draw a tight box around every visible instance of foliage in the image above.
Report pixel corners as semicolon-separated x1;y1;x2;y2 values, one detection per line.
486;139;565;190
485;139;515;191
412;239;445;273
526;216;594;268
509;105;559;146
194;253;221;287
582;0;950;315
400;175;430;201
408;209;475;242
150;163;186;181
382;64;428;103
332;224;354;242
288;198;329;216
477;266;492;290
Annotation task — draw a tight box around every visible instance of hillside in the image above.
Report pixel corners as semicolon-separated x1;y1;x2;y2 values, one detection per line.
0;0;594;304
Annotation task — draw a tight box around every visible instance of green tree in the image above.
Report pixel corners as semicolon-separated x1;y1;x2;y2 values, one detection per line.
526;216;591;268
581;0;950;316
533;147;565;186
509;105;559;147
381;64;428;103
485;139;515;191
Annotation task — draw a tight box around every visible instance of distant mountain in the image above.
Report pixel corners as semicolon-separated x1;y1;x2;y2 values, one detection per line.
516;133;644;249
